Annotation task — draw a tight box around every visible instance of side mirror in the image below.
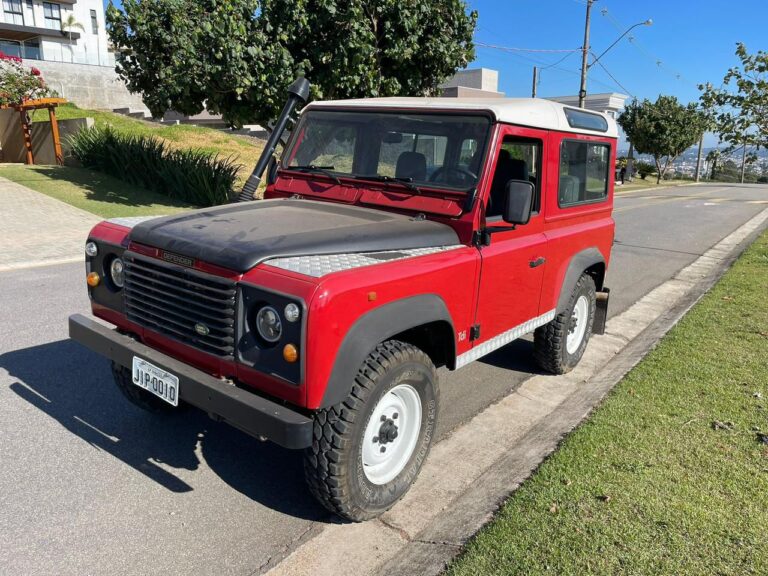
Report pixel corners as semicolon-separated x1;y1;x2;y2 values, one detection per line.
503;180;534;225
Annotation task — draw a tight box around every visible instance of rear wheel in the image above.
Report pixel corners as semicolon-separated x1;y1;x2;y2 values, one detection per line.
534;274;596;374
112;362;176;414
303;340;438;521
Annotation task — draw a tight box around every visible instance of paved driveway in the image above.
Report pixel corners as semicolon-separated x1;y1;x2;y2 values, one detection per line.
0;176;100;271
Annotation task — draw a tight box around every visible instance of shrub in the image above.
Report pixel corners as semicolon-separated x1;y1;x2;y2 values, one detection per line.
635;161;655;180
68;126;241;206
0;52;57;106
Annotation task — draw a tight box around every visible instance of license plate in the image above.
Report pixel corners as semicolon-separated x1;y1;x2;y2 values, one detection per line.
131;356;179;407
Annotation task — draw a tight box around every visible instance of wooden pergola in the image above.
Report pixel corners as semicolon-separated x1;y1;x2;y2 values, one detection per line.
0;97;67;165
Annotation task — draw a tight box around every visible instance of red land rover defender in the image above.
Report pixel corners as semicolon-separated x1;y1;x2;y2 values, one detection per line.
70;93;615;521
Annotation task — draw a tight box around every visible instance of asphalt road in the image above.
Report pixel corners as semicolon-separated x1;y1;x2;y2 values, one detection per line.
1;182;766;575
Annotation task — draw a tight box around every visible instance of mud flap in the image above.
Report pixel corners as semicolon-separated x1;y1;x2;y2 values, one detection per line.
593;288;610;335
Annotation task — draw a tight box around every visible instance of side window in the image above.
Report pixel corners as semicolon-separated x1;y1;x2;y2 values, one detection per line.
558;140;610;207
486;137;542;218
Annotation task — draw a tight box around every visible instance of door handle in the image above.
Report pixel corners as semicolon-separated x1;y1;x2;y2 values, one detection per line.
529;257;546;268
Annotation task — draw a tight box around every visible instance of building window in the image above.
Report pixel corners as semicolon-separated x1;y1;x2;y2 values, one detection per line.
23;37;41;60
25;0;35;25
558;140;611;207
90;9;97;33
43;2;61;30
0;38;22;58
3;0;24;25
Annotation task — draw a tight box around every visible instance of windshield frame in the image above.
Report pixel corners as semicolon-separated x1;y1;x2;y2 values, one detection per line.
280;106;494;196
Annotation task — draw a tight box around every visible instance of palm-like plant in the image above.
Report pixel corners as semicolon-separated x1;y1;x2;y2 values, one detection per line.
61;14;85;62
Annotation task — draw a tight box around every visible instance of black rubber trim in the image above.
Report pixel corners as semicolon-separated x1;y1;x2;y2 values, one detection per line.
320;295;454;408
556;247;605;313
68;314;313;449
593;288;610;335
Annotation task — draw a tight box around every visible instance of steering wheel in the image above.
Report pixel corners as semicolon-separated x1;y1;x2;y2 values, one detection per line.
429;166;477;186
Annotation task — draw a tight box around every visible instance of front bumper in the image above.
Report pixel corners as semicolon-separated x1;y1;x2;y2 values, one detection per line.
68;314;313;449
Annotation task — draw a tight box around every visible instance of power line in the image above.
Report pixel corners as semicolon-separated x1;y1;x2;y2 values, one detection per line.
475;43;628;94
598;7;692;88
474;41;581;54
590;53;636;98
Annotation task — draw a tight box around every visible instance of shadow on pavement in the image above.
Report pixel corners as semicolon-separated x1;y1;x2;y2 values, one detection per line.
0;338;327;522
477;337;545;374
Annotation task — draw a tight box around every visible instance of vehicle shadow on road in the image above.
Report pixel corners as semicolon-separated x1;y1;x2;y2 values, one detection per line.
0;339;327;522
476;338;546;374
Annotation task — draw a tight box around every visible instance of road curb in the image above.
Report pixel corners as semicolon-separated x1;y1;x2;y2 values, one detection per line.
265;207;768;576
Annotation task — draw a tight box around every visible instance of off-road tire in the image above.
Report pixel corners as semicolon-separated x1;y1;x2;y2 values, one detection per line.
112;362;177;414
534;274;596;374
303;340;438;522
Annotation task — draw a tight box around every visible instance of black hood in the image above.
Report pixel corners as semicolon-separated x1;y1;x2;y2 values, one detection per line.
128;199;459;273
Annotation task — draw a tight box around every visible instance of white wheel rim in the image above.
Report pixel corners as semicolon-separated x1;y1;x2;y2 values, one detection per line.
362;384;422;485
567;295;589;354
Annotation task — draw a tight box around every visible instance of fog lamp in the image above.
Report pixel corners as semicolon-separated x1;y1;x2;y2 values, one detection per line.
87;272;100;287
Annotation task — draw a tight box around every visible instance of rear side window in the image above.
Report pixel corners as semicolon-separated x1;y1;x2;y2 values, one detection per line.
558;140;610;207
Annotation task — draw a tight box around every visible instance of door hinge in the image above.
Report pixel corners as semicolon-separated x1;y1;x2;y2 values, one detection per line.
470;324;481;341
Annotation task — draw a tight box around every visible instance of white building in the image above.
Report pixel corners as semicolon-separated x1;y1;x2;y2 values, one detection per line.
0;0;111;66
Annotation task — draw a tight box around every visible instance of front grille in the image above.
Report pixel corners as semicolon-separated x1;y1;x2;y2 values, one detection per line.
123;253;237;356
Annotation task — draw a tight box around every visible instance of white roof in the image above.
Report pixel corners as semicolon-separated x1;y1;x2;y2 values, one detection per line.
306;97;618;138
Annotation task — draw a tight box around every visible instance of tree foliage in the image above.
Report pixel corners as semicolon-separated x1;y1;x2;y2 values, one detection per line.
618;96;707;184
700;43;768;153
106;0;477;128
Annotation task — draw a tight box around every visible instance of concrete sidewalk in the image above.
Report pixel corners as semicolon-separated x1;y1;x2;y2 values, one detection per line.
0;176;100;272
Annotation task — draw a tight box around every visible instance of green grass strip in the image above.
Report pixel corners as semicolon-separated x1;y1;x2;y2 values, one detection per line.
0;165;191;218
448;229;768;576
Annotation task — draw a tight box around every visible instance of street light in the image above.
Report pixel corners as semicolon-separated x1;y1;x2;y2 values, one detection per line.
578;3;652;108
589;19;653;69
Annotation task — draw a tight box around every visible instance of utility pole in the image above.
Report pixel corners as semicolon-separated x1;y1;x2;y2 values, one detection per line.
694;133;704;182
531;66;538;98
740;140;748;184
578;0;594;108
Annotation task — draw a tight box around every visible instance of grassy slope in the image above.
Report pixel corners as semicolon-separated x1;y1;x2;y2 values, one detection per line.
448;230;768;575
31;103;264;189
0;164;191;218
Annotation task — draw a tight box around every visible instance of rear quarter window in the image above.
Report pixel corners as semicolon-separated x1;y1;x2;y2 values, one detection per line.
558;140;610;207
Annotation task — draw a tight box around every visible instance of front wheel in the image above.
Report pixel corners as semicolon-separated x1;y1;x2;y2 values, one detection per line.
304;340;438;521
534;274;596;374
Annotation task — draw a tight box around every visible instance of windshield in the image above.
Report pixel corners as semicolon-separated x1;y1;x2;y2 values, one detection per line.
283;109;491;191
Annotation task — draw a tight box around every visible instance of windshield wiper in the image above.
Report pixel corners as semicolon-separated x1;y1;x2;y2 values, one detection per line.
353;174;422;195
284;165;342;186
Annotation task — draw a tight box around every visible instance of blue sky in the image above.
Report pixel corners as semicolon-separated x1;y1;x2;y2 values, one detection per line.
469;0;765;106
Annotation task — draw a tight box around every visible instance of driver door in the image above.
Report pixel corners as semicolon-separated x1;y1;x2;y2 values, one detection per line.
472;126;549;352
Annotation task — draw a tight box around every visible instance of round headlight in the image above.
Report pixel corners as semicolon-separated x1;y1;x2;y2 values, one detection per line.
256;306;282;343
284;303;300;323
85;241;98;257
110;258;125;288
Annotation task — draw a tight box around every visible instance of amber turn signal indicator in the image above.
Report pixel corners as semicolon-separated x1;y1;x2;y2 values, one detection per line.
283;343;299;363
86;272;100;287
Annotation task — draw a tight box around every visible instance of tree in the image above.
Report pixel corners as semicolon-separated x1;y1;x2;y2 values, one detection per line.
617;96;707;184
700;44;768;183
106;0;477;128
706;149;721;180
61;14;85;63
